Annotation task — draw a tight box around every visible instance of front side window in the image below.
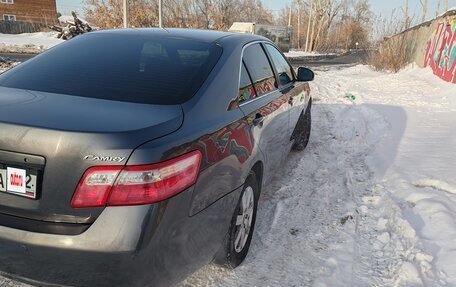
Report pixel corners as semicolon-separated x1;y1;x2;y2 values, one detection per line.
242;43;277;98
265;44;294;86
1;0;14;4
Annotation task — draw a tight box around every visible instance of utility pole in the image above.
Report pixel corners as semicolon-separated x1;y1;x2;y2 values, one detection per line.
305;0;312;52
159;0;163;28
123;0;128;28
444;0;448;12
288;5;292;26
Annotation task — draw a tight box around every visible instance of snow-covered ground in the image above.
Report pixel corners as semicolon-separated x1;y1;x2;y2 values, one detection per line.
181;65;456;286
0;32;63;53
284;50;336;58
1;65;455;286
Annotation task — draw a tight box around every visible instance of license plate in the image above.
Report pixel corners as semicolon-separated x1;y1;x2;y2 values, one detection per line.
0;167;37;199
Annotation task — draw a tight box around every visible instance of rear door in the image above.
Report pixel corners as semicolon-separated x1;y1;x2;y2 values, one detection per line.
238;43;290;182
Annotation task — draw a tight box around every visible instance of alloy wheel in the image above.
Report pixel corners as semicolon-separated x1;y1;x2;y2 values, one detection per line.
234;186;255;253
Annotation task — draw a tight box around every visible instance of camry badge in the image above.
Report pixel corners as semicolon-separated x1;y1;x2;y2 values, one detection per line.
83;155;126;162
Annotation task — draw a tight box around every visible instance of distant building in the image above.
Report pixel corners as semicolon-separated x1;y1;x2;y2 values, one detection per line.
229;22;292;52
0;0;58;25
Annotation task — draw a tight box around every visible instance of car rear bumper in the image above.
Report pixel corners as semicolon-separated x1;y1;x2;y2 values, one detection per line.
0;185;241;286
0;205;150;252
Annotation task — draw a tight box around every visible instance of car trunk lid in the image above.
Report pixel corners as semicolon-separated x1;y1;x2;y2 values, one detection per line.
0;87;183;228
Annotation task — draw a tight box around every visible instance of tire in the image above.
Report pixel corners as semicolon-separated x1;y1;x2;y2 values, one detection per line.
217;172;260;268
292;100;312;151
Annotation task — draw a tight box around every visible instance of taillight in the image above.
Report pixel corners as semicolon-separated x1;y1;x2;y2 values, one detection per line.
70;166;122;208
71;151;202;208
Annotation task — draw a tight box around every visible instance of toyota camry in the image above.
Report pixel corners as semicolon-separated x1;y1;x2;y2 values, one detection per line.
0;28;314;286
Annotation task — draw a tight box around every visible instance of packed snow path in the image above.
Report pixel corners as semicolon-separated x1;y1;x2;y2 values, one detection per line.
2;65;456;287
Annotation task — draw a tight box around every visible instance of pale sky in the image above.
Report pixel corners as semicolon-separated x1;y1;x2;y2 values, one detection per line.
57;0;456;22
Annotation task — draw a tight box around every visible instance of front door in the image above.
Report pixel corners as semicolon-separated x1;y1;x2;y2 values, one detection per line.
238;43;290;183
263;43;310;151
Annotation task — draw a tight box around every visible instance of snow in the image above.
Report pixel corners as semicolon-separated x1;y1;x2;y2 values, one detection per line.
2;64;456;286
437;6;456;18
284;50;336;58
0;32;63;53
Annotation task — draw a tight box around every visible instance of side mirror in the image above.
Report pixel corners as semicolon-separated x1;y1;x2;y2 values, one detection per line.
296;67;314;82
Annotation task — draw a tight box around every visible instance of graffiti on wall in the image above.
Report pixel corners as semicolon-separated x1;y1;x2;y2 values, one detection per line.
424;19;456;83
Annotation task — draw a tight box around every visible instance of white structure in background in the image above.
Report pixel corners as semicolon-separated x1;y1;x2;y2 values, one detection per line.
228;22;292;52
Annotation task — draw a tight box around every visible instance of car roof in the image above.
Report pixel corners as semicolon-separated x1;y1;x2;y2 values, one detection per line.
91;28;268;45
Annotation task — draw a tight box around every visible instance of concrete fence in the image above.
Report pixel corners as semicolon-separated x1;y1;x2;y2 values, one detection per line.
392;9;455;83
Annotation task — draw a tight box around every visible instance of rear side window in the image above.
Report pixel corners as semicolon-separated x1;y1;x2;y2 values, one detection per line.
239;62;256;103
0;33;222;105
242;43;277;98
265;44;294;86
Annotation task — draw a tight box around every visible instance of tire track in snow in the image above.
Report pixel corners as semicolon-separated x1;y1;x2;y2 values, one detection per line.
412;179;456;195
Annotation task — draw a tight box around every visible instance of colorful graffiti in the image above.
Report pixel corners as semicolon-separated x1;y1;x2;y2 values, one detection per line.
424;19;456;83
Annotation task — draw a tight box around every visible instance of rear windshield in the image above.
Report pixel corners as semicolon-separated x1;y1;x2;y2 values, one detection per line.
0;33;222;105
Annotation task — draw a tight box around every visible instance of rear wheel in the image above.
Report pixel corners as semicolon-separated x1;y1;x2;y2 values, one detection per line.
218;172;260;268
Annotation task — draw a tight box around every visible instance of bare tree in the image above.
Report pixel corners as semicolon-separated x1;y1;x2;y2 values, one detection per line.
278;0;311;50
237;0;272;24
436;0;441;17
85;0;272;30
275;0;372;51
420;0;427;23
85;0;159;29
404;0;409;28
212;0;239;30
326;0;342;32
84;0;372;52
195;0;212;28
368;9;411;72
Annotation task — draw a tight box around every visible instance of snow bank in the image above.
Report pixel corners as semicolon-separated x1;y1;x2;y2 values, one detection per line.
0;32;63;53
